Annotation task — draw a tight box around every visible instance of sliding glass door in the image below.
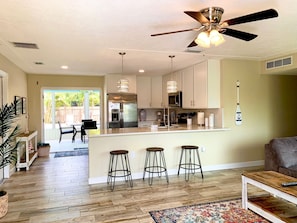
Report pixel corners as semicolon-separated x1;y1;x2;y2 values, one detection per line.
42;89;100;142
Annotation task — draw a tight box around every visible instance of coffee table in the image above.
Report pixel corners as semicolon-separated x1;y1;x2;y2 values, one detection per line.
242;171;297;223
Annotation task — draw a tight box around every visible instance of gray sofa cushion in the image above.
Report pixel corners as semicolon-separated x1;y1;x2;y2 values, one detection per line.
269;136;297;168
279;165;297;178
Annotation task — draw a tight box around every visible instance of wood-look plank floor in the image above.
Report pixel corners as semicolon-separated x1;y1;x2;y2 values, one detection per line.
0;155;263;223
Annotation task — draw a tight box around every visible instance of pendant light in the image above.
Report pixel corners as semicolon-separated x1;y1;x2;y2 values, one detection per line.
117;52;129;92
167;55;177;93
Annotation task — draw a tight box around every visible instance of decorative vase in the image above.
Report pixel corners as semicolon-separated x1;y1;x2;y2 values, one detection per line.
0;191;8;218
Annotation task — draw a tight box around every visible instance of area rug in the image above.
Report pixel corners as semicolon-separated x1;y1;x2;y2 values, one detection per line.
54;149;88;158
149;198;269;223
74;147;88;150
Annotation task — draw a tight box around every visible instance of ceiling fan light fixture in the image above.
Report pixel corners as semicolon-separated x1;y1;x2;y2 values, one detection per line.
195;31;210;48
209;29;225;46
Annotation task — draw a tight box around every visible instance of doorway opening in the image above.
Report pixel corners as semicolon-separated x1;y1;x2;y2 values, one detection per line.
42;88;101;152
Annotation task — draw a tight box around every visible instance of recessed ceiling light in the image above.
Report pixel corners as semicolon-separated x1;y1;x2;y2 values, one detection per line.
139;69;145;73
61;65;68;69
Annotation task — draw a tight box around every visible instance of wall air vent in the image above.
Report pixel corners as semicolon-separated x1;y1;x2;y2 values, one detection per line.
266;56;292;70
11;42;39;49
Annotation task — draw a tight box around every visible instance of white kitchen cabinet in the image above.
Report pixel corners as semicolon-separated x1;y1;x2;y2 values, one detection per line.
137;76;163;108
181;66;195;108
137;76;151;108
182;60;220;109
151;76;163;108
106;74;136;93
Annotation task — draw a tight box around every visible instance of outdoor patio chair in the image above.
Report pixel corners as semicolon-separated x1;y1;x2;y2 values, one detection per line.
58;121;75;143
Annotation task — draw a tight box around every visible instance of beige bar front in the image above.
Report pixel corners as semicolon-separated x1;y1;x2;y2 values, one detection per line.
88;127;229;185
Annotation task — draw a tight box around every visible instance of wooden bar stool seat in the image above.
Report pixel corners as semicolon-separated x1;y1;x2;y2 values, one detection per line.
177;145;204;181
107;150;133;191
143;147;169;185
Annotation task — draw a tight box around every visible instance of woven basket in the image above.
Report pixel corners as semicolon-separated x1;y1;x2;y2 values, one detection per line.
0;191;8;218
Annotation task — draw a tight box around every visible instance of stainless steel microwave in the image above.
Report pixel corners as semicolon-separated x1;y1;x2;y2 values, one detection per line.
168;91;182;107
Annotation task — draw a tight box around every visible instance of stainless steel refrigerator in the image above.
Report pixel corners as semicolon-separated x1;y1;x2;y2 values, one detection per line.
107;93;138;128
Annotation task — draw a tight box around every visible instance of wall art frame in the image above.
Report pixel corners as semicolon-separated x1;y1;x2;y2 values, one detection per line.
22;97;26;114
14;96;22;115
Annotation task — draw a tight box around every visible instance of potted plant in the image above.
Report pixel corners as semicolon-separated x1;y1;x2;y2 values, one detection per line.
0;99;21;218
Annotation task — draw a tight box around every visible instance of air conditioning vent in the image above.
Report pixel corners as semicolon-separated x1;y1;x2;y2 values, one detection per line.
11;42;39;49
266;56;292;70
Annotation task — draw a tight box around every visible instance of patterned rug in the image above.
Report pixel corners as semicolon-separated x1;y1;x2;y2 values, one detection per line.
149;198;269;223
54;149;88;158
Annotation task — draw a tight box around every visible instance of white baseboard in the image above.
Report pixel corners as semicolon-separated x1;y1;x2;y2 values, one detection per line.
88;160;264;185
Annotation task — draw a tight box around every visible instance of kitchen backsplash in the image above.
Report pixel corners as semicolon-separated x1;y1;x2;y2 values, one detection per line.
138;108;224;128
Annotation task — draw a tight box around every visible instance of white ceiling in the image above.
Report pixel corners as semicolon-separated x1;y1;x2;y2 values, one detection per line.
0;0;296;76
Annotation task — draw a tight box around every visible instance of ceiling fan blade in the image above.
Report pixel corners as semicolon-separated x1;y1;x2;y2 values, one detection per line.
221;28;257;41
184;11;209;24
151;28;197;36
221;9;278;27
187;39;197;48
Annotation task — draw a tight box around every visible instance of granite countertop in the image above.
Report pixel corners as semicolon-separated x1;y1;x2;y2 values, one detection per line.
88;124;229;137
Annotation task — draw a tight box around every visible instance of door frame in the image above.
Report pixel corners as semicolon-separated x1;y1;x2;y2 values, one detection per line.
40;87;102;143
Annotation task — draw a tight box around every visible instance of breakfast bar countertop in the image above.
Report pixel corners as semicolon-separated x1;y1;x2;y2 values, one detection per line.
88;125;230;137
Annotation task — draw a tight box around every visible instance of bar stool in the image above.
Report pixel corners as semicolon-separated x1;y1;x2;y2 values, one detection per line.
177;145;203;181
143;147;169;185
107;150;133;191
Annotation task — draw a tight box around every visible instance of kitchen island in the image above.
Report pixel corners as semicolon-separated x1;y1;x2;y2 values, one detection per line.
88;125;230;185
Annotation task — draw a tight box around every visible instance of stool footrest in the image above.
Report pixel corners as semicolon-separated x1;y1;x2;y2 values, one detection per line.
108;170;132;178
179;164;202;170
144;166;167;174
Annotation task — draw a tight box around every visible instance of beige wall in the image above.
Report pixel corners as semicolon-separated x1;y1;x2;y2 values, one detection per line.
27;74;105;142
0;54;27;131
219;59;297;163
9;57;297;166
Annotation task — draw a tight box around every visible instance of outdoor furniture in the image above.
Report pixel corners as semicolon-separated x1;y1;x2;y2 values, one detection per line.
58;121;75;143
81;120;97;143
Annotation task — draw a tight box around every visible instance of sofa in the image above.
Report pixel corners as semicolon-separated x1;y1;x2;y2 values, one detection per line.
265;136;297;178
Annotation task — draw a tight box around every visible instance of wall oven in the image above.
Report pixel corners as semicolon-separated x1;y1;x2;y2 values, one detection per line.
168;91;182;107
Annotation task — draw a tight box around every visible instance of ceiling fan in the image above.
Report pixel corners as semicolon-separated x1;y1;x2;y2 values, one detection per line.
151;7;278;48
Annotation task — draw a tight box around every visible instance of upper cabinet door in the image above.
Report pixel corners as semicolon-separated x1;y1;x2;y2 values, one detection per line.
136;75;163;108
151;76;163;108
136;76;151;108
206;60;220;108
193;62;208;108
182;60;220;109
182;66;194;108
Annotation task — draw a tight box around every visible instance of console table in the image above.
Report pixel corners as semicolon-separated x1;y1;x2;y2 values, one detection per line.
16;131;38;171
